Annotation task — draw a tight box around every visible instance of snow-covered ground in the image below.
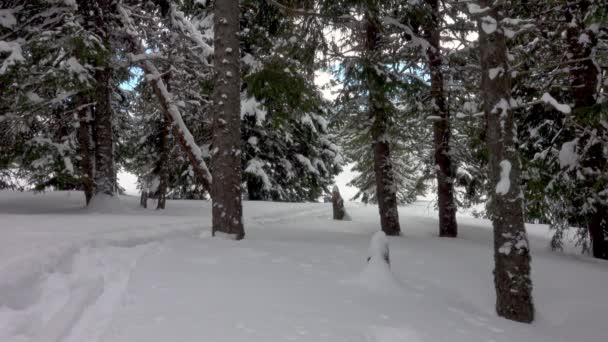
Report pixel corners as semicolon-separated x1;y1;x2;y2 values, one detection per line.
0;190;606;342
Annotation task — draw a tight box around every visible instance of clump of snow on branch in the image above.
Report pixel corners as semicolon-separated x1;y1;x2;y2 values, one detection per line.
541;93;572;114
559;140;579;170
245;158;272;191
241;92;267;125
0;40;24;74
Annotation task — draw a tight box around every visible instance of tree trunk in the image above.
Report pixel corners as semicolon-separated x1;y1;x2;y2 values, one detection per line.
477;1;534;323
211;0;244;239
564;4;607;260
156;74;171;210
424;0;457;237
365;13;400;236
247;177;265;200
78;0;115;198
77;101;94;205
332;186;346;220
93;66;115;196
140;189;148;208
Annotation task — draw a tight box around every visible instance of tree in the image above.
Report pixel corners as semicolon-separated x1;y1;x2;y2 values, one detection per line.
422;0;458;237
474;0;534;323
77;0;117;200
212;0;245;239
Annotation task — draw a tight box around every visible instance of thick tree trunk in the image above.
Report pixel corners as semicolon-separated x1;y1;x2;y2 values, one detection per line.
564;4;607;260
156;74;171;210
365;14;400;236
211;0;244;239
477;2;534;323
77;101;94;205
78;0;116;198
424;0;457;237
93;66;115;197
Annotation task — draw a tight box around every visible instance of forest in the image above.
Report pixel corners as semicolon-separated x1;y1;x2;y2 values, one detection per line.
0;0;607;337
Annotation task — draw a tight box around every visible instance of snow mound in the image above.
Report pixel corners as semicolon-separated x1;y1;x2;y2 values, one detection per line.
346;232;404;295
85;194;126;214
369;231;390;263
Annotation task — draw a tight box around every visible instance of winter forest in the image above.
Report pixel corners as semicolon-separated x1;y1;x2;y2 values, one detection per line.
0;0;607;341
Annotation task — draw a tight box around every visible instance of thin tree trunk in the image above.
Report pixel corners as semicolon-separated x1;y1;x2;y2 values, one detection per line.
424;0;457;237
564;3;607;260
332;186;346;220
365;12;400;236
477;1;534;323
156;74;171;210
77;101;94;205
119;2;213;193
140;189;148;208
211;0;244;239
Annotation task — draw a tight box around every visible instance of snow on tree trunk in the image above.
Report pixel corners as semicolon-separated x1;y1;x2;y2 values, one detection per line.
564;5;607;260
332;186;346;220
476;1;534;323
77;101;94;205
424;0;457;238
211;0;244;240
365;14;400;236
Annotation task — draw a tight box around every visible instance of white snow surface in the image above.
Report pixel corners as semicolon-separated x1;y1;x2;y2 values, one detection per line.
1;191;607;342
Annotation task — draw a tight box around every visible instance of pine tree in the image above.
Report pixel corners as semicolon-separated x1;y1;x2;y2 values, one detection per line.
474;0;534;323
422;0;458;237
212;0;245;239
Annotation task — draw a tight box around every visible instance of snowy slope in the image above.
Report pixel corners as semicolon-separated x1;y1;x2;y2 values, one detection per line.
0;190;606;342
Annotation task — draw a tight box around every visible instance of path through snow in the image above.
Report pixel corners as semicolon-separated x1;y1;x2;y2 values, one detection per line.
1;191;607;342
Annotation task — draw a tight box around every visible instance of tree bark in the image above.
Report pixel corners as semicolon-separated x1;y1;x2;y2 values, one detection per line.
477;1;534;323
77;101;94;205
156;74;171;210
424;0;457;237
564;3;607;260
93;66;115;196
211;0;244;239
78;0;116;198
332;186;346;220
140;189;148;208
365;13;400;236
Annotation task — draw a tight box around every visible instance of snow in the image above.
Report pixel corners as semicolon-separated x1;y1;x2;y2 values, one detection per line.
64;57;89;83
495;160;512;195
241;92;267;125
467;4;490;15
481;16;497;34
558;140;578;170
0;40;25;75
0;9;16;29
541;93;571;114
294;154;319;175
1;191;608;342
488;67;503;80
244;158;271;190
